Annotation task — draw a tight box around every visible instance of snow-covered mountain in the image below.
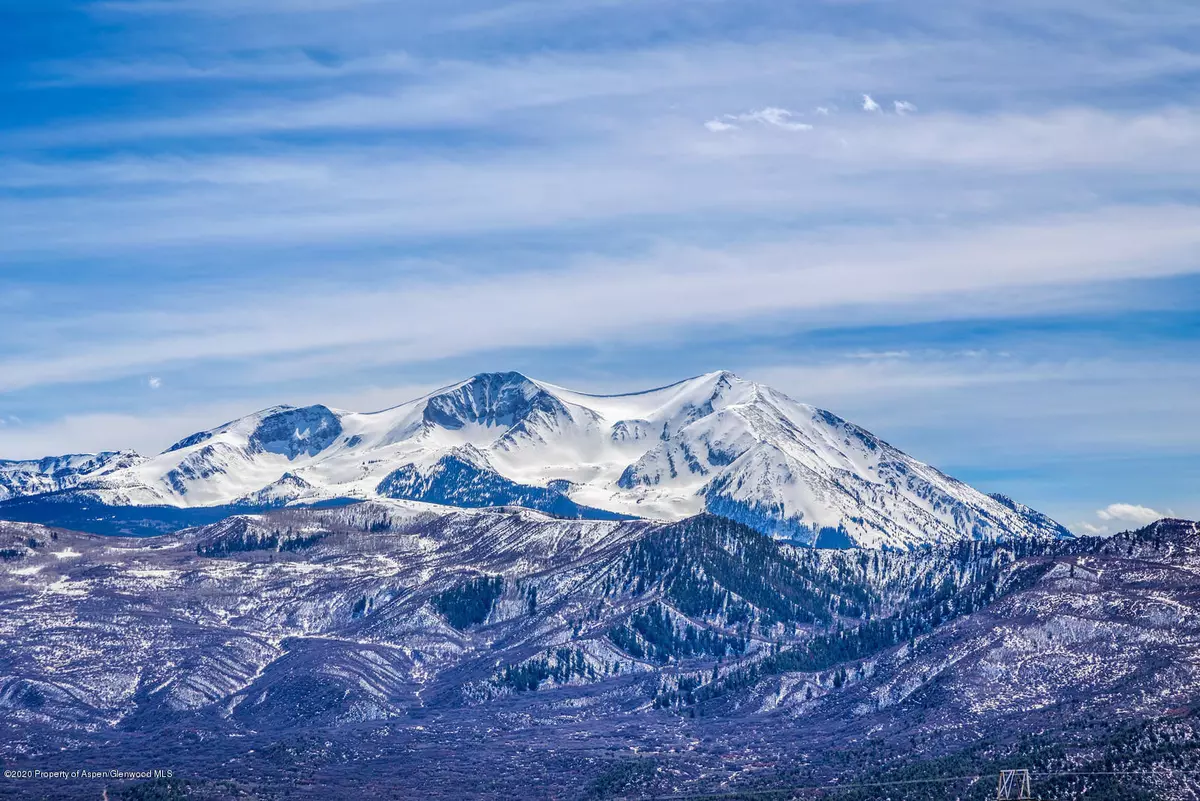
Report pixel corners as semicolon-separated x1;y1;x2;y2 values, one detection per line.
0;371;1070;548
0;450;141;501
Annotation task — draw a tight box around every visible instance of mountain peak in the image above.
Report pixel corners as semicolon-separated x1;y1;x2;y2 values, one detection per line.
0;450;143;503
421;371;554;432
248;405;343;460
671;370;744;394
467;370;534;385
0;370;1071;549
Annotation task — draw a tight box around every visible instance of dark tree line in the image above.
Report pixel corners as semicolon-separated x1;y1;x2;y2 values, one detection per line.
608;601;747;663
498;647;596;691
195;529;326;557
611;514;878;633
432;575;504;629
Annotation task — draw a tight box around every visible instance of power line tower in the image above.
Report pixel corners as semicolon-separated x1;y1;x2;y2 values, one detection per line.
996;769;1034;800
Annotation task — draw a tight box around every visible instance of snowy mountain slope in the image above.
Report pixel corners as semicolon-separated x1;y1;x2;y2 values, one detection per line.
0;371;1070;548
0;507;1058;741
374;446;631;520
0;450;141;501
0;512;1191;800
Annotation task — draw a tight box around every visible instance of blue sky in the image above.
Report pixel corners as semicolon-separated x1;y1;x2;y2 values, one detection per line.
1;0;1198;533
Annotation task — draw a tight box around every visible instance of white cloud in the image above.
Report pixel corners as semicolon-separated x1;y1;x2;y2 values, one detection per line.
862;94;881;112
1071;503;1167;536
32;51;420;88
14;43;833;147
7;106;1200;263
894;100;917;115
846;350;911;360
815;106;831;116
708;107;813;133
704;118;738;132
1096;503;1163;525
148;376;162;389
3;203;1200;397
741;107;813;131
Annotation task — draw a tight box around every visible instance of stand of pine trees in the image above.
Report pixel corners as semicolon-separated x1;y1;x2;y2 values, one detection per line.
432;575;504;629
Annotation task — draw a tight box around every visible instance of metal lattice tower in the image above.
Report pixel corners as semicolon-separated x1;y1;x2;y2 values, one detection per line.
996;769;1034;800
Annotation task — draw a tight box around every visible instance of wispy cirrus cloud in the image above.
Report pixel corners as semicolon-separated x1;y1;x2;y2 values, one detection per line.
3;0;1200;528
703;119;738;132
29;51;420;87
3;203;1199;396
4;108;1200;260
704;107;813;132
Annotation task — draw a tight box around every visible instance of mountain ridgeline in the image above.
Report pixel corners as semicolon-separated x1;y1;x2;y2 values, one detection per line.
0;507;1193;800
0;371;1071;548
